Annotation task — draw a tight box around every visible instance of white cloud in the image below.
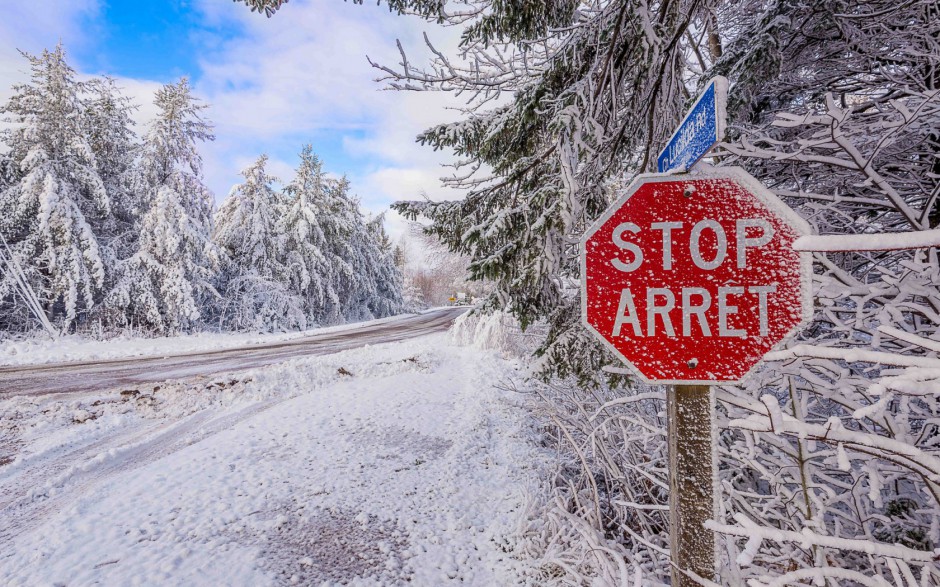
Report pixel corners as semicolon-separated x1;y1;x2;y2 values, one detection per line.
0;0;101;111
188;0;470;238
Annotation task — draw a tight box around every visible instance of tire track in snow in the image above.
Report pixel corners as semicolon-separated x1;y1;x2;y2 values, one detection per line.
0;396;288;552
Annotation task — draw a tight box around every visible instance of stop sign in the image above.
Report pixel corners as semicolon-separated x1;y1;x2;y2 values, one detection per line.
580;167;812;384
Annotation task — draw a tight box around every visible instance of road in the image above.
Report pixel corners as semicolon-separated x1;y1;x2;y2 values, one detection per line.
0;307;466;398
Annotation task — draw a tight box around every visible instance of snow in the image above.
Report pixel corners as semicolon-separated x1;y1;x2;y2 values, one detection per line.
793;228;940;252
0;313;418;367
0;331;551;585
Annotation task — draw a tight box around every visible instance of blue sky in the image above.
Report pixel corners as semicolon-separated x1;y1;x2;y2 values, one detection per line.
0;0;463;237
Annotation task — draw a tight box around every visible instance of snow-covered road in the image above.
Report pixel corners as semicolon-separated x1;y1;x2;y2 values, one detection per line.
0;330;550;586
0;308;466;398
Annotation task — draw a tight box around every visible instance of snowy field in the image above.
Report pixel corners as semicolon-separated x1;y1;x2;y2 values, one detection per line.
0;332;551;585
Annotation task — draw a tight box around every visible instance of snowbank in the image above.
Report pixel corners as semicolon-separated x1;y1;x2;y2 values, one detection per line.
0;313;415;367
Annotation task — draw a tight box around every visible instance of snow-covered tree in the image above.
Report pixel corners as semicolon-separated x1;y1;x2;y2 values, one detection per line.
214;155;303;331
105;78;217;334
0;44;109;332
280;146;403;324
83;76;140;252
280;145;338;325
81;76;141;331
349;212;404;320
382;0;702;380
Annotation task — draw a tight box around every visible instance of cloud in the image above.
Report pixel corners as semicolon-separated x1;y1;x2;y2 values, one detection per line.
187;0;469;239
0;0;101;108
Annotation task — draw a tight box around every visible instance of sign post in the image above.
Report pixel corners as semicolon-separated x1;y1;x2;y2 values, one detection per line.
580;168;812;584
668;384;716;585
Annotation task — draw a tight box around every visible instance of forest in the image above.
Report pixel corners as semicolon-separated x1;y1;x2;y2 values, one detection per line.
0;45;405;337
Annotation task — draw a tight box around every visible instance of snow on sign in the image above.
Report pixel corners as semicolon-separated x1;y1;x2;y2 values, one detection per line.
580;167;813;384
657;77;728;173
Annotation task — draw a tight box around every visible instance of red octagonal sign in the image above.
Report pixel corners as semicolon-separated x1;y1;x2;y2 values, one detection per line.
581;168;813;384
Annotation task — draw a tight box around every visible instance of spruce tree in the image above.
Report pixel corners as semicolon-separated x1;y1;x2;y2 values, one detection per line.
106;78;216;334
214;155;302;331
82;76;140;331
280;145;336;325
0;44;109;331
320;175;362;323
351;213;404;320
83;76;140;253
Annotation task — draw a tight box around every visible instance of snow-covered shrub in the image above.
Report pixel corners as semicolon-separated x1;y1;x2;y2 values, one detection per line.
450;309;543;357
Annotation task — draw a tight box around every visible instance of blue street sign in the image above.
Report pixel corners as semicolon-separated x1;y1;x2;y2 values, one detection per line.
657;77;728;173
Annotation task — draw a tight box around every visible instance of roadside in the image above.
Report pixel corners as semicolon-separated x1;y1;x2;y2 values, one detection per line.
0;331;552;586
0;309;461;369
0;309;464;398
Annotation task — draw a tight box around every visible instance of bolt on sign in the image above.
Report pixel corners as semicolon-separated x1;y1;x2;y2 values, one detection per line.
580;167;813;384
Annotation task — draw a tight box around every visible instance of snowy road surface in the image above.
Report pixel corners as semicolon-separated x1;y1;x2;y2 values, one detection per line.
0;331;550;585
0;308;466;398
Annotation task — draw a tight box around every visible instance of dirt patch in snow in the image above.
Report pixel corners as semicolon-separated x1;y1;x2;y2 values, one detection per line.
250;507;409;585
351;425;453;464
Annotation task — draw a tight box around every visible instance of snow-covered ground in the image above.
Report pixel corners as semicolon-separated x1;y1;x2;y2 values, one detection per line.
0;313;450;368
0;332;551;586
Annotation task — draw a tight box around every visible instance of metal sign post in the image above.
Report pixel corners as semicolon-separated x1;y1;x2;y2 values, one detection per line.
668;384;716;585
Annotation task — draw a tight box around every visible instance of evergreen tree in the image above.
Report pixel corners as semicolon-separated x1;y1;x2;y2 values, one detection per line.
0;44;109;331
83;76;140;253
351;213;404;320
214;155;303;331
321;175;364;322
280;145;336;325
280;146;404;324
383;0;701;383
105;78;216;334
82;77;140;329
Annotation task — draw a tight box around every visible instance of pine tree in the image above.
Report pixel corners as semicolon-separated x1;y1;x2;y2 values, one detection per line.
351;213;403;320
280;145;336;325
0;44;109;331
82;77;140;331
382;0;701;383
321;175;364;322
105;78;217;334
83;76;140;252
280;146;404;324
214;155;303;331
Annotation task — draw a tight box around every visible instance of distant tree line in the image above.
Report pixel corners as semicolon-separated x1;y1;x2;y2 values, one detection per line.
0;45;403;337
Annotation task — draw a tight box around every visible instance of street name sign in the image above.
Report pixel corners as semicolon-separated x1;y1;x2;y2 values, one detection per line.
657;77;728;173
580;167;812;384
